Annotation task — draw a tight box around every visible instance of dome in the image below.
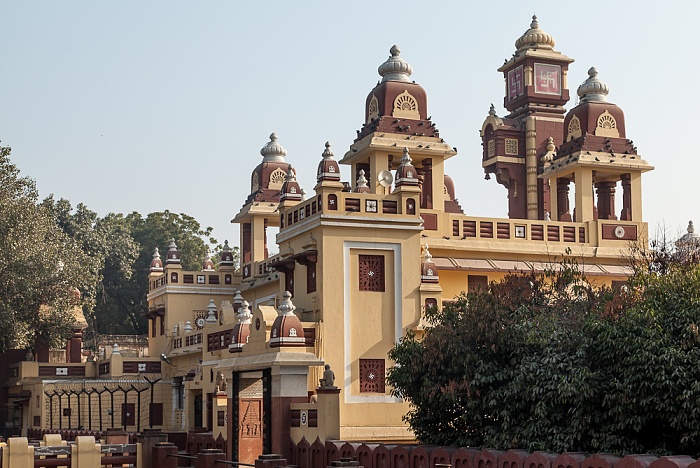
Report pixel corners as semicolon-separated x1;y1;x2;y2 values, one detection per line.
230;300;252;352
677;221;700;247
354;169;371;193
201;252;215;271
260;132;288;163
270;291;305;348
577;67;610;103
378;45;413;83
395;147;419;187
220;240;235;266
150;247;164;271
317;141;341;182
280;167;302;201
165;239;181;264
515;15;555;52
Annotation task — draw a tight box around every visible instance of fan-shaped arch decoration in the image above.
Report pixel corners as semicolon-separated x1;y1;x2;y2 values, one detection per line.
594;110;619;138
367;95;379;123
567;114;582;141
251;171;259;192
392;90;419;120
268;168;287;189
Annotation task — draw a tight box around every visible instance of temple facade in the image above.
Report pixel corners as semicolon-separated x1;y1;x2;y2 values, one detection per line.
1;16;654;462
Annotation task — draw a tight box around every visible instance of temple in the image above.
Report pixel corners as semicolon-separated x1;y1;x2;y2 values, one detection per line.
0;16;654;463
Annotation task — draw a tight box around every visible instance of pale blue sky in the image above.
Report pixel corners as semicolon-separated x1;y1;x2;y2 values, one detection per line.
2;1;698;249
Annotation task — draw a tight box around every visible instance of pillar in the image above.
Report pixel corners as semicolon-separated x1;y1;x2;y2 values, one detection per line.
595;181;618;220
620;174;632;221
137;428;168;468
315;387;341;440
573;168;593;222
152;442;178;468
556;178;572;222
194;448;225;468
420;159;433;209
525;117;538;219
72;436;102;467
5;437;34;468
66;328;83;364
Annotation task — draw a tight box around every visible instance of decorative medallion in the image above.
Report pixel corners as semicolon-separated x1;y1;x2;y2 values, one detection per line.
567;114;582;141
366;200;378;213
534;63;561;96
359;359;386;393
367;94;379;123
392;90;419;120
359;255;385;292
269;167;287;189
594;110;620;138
614;225;625;239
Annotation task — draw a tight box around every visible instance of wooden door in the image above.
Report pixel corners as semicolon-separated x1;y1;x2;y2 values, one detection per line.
238;398;263;464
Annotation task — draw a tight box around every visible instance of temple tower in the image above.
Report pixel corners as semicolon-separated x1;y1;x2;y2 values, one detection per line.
340;45;459;234
481;16;574;220
232;133;294;280
540;67;653;226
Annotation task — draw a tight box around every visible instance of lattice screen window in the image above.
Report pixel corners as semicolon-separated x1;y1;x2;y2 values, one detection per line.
359;359;386;393
505;138;518;155
359;255;385;292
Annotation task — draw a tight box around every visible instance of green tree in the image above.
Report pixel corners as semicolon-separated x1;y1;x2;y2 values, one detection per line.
0;144;95;352
388;251;700;456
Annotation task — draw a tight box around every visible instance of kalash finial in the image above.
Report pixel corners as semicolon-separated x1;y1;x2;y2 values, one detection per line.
531;14;539;29
260;132;288;162
322;141;334;160
401;147;413;165
689;221;695;234
378;44;413;83
577;67;610;103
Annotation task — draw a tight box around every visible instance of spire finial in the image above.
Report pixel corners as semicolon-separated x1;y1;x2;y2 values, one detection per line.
577;66;610;102
689;221;695;234
356;169;368;188
378;44;413;83
260;132;288;161
322;141;335;160
531;14;539;29
401;147;413;165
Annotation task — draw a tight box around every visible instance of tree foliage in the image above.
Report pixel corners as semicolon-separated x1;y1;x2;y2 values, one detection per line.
388;252;700;456
0;144;96;351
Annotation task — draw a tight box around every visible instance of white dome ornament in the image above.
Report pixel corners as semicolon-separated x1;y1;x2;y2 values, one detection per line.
378;45;413;83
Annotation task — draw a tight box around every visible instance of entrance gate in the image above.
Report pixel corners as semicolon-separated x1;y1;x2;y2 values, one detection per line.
231;369;271;463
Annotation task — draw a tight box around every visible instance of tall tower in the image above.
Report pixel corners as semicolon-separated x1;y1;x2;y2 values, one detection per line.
481;16;573;220
340;45;459;234
541;67;653;226
232;133;294;280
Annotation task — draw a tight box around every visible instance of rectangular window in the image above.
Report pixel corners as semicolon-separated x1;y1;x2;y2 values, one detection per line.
307;262;317;293
359;359;386;393
468;275;488;293
359;255;385;292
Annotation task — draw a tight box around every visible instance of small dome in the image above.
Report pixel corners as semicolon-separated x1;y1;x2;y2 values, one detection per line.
205;299;218;324
421;244;438;284
166;239;181;264
260;133;288;162
270;291;305;348
395;147;419;187
378;45;413;83
317;141;341;182
281;167;302;201
150;247;164;271
230;300;252;352
355;169;371;193
515;15;555;52
220;240;234;266
677;220;700;247
202;252;215;271
577;67;610;103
